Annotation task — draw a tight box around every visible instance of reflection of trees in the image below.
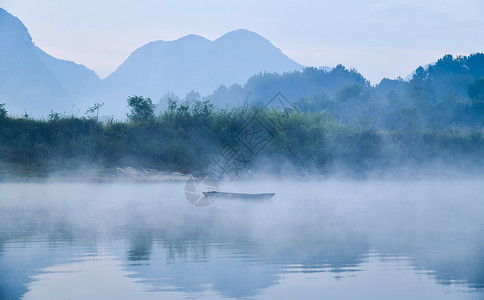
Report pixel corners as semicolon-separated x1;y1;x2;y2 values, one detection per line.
416;252;484;290
120;188;484;297
393;233;484;290
123;236;369;298
363;193;484;291
0;200;96;300
127;231;153;262
121;206;370;298
1;182;484;299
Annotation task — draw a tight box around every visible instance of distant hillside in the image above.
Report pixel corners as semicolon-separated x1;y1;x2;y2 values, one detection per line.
34;47;100;100
0;8;306;117
409;54;484;101
0;8;100;116
0;8;68;115
193;53;483;129
101;29;304;114
1;7;482;125
201;65;369;107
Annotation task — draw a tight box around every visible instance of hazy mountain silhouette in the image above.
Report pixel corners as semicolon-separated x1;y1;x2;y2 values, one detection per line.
1;8;304;117
0;8;100;116
102;29;304;113
34;47;100;101
0;8;68;116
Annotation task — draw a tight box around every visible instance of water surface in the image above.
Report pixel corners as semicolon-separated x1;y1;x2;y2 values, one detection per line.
0;180;483;299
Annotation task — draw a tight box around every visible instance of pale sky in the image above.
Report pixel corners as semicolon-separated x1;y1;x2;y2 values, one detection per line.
1;0;483;83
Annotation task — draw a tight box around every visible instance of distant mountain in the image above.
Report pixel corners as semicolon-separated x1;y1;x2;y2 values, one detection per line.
34;47;100;100
102;29;304;112
0;8;68;116
0;8;100;116
0;8;334;117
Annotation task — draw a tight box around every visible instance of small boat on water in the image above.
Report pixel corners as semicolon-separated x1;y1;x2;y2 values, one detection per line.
203;191;275;200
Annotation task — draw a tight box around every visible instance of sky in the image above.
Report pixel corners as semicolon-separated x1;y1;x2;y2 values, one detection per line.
1;0;483;84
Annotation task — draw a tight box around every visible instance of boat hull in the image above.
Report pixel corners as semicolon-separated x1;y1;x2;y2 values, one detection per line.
202;191;275;200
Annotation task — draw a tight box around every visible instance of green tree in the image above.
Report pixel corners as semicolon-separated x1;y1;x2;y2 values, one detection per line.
0;103;7;119
86;102;104;120
185;90;201;101
467;78;484;124
48;110;60;122
127;96;155;123
400;108;419;131
468;78;484;101
336;84;368;102
167;98;177;114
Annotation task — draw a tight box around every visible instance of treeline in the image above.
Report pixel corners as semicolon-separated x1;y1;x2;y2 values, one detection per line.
0;97;483;179
169;54;483;130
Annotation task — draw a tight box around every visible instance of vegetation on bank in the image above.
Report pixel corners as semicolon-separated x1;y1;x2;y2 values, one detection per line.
196;54;484;130
1;54;483;179
0;95;483;179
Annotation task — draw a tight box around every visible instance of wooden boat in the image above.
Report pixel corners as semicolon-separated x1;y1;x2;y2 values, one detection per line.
202;191;275;200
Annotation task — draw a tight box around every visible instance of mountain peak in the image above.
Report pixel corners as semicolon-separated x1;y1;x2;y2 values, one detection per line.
0;8;101;116
136;33;211;53
1;10;303;116
103;29;303;108
216;29;269;43
175;34;210;43
0;7;32;44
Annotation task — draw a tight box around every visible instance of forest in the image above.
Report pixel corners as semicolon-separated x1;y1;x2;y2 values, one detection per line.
1;54;483;179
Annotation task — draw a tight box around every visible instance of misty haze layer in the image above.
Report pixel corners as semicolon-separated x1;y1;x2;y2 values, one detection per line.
1;2;484;300
0;180;483;299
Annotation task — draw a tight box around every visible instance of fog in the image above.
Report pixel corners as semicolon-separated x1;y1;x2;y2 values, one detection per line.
1;179;483;299
2;1;484;299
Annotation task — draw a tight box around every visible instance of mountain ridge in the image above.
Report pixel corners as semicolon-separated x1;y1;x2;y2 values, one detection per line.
0;7;306;116
101;28;304;115
0;7;70;115
0;7;102;115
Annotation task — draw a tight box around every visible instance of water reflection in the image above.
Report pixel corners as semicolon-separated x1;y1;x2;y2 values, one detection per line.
0;181;483;299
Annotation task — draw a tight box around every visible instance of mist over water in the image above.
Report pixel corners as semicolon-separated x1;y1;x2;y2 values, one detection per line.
1;2;483;300
0;179;483;299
